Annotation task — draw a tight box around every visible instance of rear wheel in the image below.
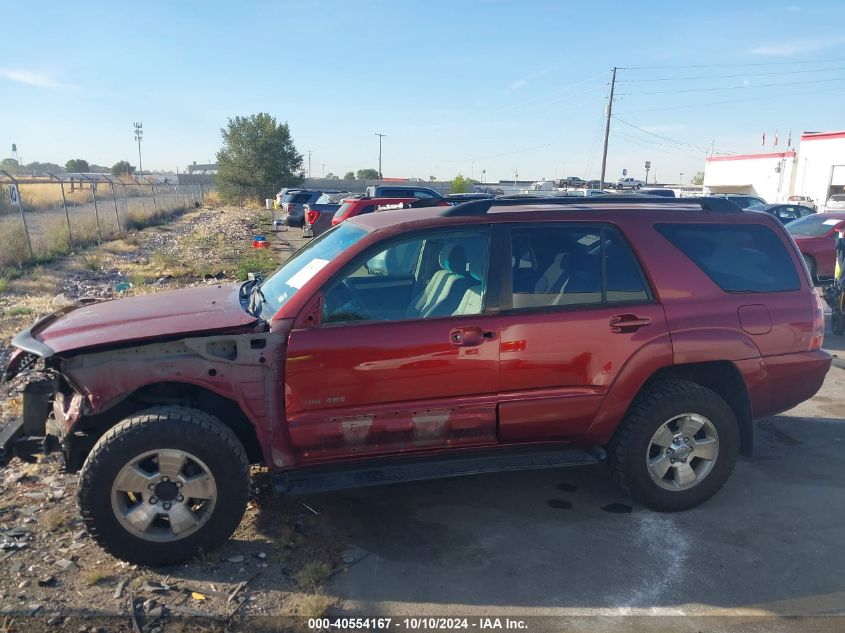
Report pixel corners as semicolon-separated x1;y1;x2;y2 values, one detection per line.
609;380;739;512
78;407;249;565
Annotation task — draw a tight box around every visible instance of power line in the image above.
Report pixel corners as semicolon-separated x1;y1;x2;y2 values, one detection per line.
617;76;845;96
617;56;845;70
612;116;737;154
616;84;845;114
617;65;845;83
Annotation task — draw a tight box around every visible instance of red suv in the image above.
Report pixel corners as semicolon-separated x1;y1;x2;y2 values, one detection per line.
2;197;830;564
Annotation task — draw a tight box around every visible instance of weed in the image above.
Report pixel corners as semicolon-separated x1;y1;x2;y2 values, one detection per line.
42;510;71;532
295;561;332;592
0;277;8;294
82;570;113;587
236;250;278;281
81;254;102;271
6;305;32;317
298;592;334;619
123;232;141;247
0;221;30;269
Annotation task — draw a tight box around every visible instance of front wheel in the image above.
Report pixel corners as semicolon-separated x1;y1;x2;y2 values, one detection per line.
609;379;739;512
78;407;250;565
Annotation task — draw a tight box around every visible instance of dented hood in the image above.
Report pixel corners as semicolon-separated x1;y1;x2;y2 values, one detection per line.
16;283;260;356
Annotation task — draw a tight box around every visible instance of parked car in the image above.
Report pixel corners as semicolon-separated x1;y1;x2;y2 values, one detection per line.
274;187;305;208
709;193;767;209
637;188;676;198
788;195;816;210
826;194;845;211
560;176;587;189
616;177;645;190
786;212;845;280
281;190;350;227
587;180;603;189
306;197;450;237
747;203;815;224
365;185;445;200
3;196;830;564
445;193;495;203
562;188;607;197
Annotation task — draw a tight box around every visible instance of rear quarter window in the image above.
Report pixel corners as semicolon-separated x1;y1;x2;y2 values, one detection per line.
655;223;800;292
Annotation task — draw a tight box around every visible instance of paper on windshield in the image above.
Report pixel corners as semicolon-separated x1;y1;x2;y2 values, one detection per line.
284;258;330;291
824;219;842;225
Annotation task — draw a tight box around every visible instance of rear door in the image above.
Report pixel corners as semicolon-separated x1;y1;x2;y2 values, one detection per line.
495;223;670;441
284;226;501;461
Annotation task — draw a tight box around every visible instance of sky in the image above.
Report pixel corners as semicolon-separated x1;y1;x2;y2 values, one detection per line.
1;0;844;184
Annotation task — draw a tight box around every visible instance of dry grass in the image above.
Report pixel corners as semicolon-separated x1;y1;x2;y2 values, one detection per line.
298;592;334;619
0;221;30;269
295;561;333;592
42;510;72;532
82;569;114;587
81;253;102;272
202;189;221;207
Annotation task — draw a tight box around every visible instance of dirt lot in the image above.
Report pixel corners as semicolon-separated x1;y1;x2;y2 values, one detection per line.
1;205;845;632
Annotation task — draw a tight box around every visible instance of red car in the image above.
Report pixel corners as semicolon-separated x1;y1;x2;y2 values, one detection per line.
786;212;845;280
3;196;830;564
330;196;450;227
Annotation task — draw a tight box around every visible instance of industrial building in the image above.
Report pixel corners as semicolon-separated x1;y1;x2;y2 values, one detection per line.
704;130;845;209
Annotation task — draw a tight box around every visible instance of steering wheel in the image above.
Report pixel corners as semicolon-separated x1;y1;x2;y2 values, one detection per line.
327;280;372;321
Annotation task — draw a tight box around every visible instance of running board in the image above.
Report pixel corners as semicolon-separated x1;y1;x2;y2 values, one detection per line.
272;446;603;495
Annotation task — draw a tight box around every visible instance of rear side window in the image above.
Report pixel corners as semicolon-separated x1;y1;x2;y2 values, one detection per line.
509;225;650;309
289;193;311;203
333;202;354;220
656;223;800;292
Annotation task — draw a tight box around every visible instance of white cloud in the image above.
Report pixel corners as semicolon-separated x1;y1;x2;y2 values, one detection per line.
505;68;550;93
0;68;73;89
749;36;845;56
507;78;528;92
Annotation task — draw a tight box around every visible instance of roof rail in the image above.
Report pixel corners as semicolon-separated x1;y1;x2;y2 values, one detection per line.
440;195;742;217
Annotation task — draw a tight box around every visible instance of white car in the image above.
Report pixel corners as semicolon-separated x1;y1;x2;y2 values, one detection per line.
616;177;644;190
563;188;607;197
826;194;845;211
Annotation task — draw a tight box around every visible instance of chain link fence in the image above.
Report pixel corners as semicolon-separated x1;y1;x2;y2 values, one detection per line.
0;174;207;270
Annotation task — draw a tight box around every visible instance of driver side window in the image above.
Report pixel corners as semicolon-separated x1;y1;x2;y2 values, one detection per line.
322;230;490;324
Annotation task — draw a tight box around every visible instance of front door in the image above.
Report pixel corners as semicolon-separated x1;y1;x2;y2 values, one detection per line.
285;226;500;461
497;223;669;441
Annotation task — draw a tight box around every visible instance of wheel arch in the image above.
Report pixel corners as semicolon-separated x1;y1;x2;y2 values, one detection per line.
623;361;753;457
64;382;264;471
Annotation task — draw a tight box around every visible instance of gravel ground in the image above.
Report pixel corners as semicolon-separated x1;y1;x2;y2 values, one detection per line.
0;205;338;632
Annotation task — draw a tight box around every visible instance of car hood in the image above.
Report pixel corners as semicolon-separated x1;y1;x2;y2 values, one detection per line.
16;283;260;356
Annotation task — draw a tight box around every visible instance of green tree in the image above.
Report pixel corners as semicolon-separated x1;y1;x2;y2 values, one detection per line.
216;113;304;202
692;171;705;185
343;171;355;180
111;160;135;177
0;158;20;175
356;168;380;181
429;175;437;182
65;158;90;173
450;174;471;193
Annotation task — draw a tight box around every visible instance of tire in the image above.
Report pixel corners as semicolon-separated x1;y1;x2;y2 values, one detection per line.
78;407;249;565
804;255;817;285
609;379;739;512
833;312;845;336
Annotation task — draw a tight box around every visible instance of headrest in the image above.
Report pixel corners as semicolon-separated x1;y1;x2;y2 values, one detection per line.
439;244;467;275
467;256;484;282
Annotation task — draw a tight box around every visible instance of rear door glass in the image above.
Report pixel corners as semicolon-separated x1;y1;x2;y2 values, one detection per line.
656;223;800;292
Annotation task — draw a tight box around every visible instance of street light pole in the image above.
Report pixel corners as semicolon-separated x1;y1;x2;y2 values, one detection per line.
375;133;386;179
133;122;143;177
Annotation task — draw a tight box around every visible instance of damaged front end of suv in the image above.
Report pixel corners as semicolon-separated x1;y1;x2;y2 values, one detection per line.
1;283;286;472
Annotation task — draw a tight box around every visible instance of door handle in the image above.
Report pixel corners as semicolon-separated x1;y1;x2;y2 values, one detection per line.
449;327;494;347
609;314;651;333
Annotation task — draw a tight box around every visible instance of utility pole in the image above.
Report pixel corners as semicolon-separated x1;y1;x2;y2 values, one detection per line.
306;150;312;179
644;160;651;185
599;66;617;190
375;133;386;179
133;122;143;176
321;163;326;178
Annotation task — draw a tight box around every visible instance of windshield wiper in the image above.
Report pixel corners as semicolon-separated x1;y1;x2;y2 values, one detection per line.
240;277;266;319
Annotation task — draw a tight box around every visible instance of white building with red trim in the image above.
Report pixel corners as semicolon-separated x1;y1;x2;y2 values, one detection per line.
703;130;845;209
792;131;845;211
704;151;796;203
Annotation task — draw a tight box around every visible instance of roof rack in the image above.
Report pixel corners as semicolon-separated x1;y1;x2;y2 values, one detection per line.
440;195;743;217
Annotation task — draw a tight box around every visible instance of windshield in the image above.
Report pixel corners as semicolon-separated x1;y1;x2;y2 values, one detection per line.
258;223;368;317
786;214;840;237
830;195;845;202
